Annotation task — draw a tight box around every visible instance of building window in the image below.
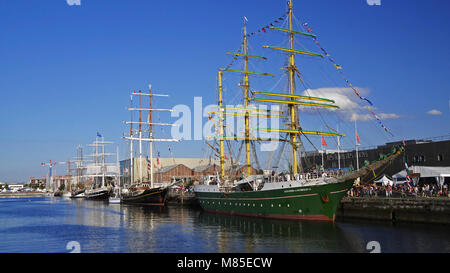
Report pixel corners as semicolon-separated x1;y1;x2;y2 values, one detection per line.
438;154;444;161
420;155;425;162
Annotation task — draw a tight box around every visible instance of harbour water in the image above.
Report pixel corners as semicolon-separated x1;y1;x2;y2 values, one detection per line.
0;197;449;253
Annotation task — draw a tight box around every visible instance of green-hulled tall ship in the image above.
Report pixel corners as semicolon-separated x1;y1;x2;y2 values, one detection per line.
193;0;404;221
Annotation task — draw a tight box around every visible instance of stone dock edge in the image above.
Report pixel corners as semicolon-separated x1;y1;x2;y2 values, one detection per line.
336;197;450;225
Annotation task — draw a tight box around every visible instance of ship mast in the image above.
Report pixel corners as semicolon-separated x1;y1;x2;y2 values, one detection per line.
130;94;134;185
287;0;298;174
124;87;179;188
149;85;154;188
216;18;274;179
66;159;71;193
251;0;345;176
218;71;226;179
139;90;143;183
243;22;252;177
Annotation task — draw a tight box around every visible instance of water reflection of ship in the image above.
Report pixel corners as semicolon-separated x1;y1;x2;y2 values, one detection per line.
120;204;168;231
197;211;357;252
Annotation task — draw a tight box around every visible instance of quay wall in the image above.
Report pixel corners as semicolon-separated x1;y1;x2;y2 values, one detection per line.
337;197;450;225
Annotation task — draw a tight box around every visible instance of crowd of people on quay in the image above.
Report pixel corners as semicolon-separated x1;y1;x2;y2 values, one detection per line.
349;183;450;198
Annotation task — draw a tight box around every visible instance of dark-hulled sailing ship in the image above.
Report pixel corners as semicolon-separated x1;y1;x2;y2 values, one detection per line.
84;135;119;200
120;86;179;205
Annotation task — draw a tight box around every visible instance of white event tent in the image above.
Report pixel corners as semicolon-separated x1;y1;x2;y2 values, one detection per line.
392;166;450;186
374;175;394;186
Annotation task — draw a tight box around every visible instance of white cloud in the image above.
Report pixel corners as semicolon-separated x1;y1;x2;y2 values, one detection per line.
378;113;401;119
427;109;442;116
299;87;400;122
66;0;81;6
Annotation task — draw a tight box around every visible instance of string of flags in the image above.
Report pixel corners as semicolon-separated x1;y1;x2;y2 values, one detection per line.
402;141;413;191
225;12;289;70
245;12;289;38
366;106;394;136
303;22;394;137
225;41;244;70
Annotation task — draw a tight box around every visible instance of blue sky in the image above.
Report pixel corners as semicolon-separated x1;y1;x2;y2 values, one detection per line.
0;0;449;182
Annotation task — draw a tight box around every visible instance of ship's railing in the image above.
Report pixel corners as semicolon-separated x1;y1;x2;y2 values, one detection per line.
229;172;339;185
263;169;344;183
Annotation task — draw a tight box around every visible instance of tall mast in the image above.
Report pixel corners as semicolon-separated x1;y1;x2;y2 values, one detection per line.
95;135;98;187
125;86;179;187
243;22;252;177
102;136;106;187
76;145;81;187
66;159;71;192
139;90;143;183
216;19;275;178
149;85;154;188
130;94;134;185
218;70;225;179
252;0;345;176
287;0;298;174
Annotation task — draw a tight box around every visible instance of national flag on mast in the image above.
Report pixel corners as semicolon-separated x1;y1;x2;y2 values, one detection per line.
146;156;151;169
356;131;361;144
321;136;328;148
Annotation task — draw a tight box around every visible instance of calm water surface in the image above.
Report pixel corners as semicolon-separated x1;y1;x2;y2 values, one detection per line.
0;197;449;253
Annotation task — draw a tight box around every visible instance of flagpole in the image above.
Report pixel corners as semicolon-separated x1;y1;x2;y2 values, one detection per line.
337;124;341;170
355;120;360;170
321;144;324;171
321;135;326;171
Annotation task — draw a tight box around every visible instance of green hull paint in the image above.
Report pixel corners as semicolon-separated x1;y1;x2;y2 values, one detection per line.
194;179;354;221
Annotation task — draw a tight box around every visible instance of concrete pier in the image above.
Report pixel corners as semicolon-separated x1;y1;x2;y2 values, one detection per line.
337;197;450;225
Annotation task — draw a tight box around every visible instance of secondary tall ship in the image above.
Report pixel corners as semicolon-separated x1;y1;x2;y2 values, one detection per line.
120;85;179;205
84;134;120;200
193;0;404;221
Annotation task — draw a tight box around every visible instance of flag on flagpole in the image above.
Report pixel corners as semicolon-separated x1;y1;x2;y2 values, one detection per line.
356;131;361;144
321;136;328;147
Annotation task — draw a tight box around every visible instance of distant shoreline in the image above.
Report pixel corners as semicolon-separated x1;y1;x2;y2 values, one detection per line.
0;192;49;198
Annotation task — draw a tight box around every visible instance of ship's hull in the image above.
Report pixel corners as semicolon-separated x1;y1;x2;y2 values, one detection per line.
194;179;354;222
121;187;168;206
84;188;110;200
53;190;63;197
70;189;85;199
